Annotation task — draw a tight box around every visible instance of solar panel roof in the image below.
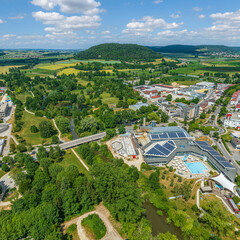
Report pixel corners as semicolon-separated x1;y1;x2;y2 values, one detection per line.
195;140;234;169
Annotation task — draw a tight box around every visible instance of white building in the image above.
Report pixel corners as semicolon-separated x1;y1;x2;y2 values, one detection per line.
196;82;215;89
0;102;8;119
224;113;240;128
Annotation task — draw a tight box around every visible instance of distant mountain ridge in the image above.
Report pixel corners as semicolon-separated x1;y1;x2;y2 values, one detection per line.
147;44;240;54
76;43;162;61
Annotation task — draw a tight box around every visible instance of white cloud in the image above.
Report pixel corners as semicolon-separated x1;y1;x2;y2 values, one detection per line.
205;9;240;40
8;15;25;20
157;29;197;38
170;13;180;19
33;11;101;33
31;0;103;15
122;16;183;36
0;19;5;24
101;30;110;34
153;0;163;4
2;34;16;39
193;7;203;12
198;14;205;19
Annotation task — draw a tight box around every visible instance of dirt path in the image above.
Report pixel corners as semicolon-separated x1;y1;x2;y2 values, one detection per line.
24;107;35;115
77;203;123;240
52;119;65;143
71;148;89;171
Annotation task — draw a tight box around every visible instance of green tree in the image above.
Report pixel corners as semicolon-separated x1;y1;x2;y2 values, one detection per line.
39;120;55;138
30;125;39;133
166;94;172;102
118;125;126;134
55;116;70;134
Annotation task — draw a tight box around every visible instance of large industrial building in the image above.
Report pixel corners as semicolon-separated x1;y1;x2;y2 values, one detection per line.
138;126;236;182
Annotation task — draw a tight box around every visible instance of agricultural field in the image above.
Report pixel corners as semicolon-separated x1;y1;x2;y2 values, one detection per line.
0;65;22;74
13;111;55;145
23;68;57;77
58;68;81;75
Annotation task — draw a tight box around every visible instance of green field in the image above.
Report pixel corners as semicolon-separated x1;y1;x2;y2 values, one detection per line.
16;93;31;103
101;92;119;105
14;111;54;145
77;78;91;86
58;68;81;75
59;150;89;175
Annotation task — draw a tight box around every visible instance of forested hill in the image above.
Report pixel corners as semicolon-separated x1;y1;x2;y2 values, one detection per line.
75;43;162;61
148;44;240;54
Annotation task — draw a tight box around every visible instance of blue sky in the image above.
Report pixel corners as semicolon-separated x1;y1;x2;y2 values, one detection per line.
0;0;240;49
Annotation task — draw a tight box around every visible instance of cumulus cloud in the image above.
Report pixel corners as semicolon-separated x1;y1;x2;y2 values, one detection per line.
31;0;103;15
170;13;180;19
33;11;101;33
122;16;183;36
198;14;205;19
153;0;163;4
193;7;203;12
205;9;240;40
0;19;5;24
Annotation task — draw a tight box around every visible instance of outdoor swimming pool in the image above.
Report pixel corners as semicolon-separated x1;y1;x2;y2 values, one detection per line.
184;162;207;174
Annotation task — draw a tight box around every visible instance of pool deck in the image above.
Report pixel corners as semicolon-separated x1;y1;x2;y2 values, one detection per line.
168;154;212;179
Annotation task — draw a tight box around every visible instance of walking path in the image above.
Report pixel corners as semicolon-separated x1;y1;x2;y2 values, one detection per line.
24;107;35;115
10;135;19;145
71;148;89;171
52;119;64;143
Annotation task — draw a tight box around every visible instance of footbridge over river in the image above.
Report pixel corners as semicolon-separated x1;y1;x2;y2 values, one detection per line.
49;132;106;150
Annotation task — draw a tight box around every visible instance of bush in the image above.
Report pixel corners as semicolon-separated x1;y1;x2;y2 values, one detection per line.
66;224;77;234
169;166;173;172
178;176;182;182
30;125;39;133
17;143;27;152
1;164;10;172
192;204;198;212
51;135;59;144
82;214;106;240
161;174;165;180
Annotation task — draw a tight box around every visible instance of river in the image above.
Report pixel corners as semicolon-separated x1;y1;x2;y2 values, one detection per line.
143;201;184;239
70;118;79;140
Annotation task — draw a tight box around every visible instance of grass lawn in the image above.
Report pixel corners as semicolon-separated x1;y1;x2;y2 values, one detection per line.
0;170;6;178
16;93;31;103
101;92;119;105
77;78;91;86
59;150;89;175
14;111;53;145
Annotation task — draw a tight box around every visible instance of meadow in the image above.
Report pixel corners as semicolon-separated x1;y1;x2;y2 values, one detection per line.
59;149;89;175
14;111;55;145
